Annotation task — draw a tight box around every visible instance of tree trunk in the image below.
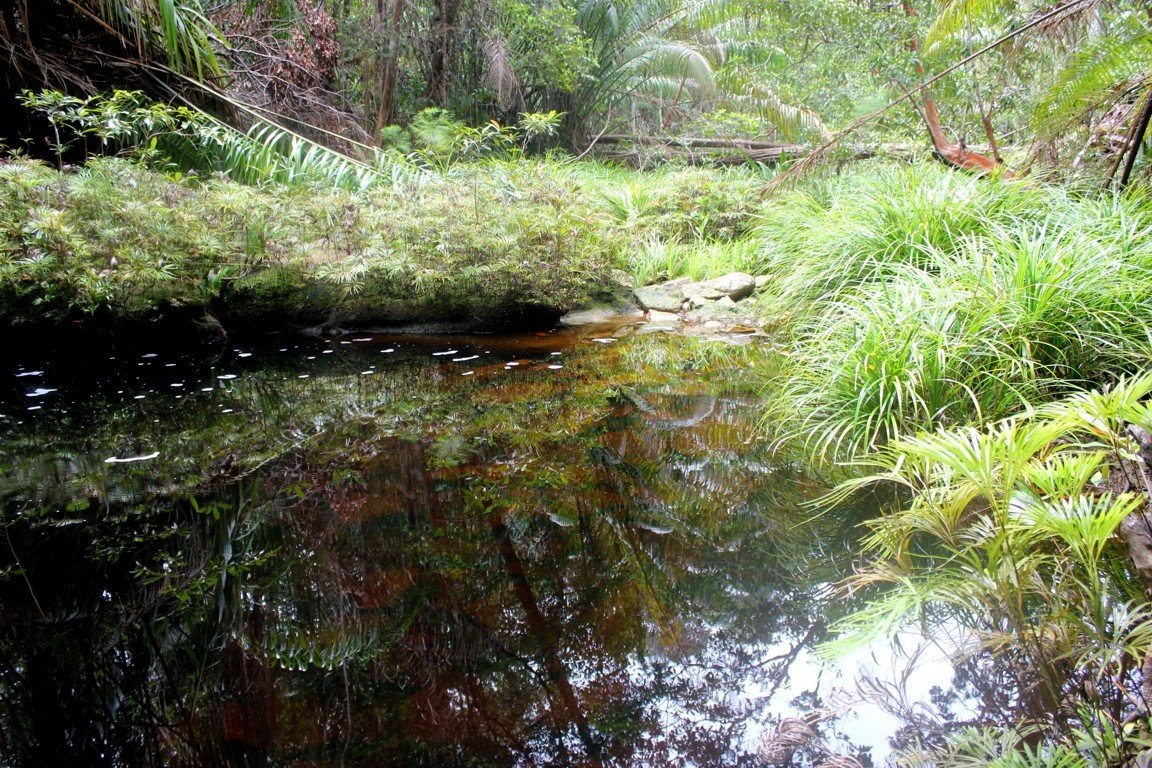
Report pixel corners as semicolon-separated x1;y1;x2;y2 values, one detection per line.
374;0;406;138
426;0;461;103
981;110;1002;164
1118;85;1152;189
922;96;1007;173
487;510;604;764
901;0;1010;176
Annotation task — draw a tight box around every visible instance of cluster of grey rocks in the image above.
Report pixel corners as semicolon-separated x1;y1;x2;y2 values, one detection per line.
561;272;768;337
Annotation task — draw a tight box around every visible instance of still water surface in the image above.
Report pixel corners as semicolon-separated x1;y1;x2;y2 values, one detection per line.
0;322;952;766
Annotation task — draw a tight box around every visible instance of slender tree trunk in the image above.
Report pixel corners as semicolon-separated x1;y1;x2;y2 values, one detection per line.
1118;85;1152;189
981;111;1002;163
426;0;461;103
974;80;1003;163
374;0;406;137
487;510;604;765
1105;98;1144;188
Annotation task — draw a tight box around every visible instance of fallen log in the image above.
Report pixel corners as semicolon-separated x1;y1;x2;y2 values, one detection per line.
591;141;925;168
595;134;805;153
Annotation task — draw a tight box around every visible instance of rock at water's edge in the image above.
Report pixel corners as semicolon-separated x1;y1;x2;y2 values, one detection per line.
647;310;681;325
559;305;644;326
684;272;756;302
634;285;687;313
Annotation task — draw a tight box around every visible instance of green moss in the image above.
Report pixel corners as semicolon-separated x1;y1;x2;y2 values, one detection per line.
0;157;629;328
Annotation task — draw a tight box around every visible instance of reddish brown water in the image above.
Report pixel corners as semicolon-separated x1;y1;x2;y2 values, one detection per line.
0;323;946;767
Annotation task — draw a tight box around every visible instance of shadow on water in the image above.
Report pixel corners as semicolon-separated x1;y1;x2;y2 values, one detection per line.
0;323;898;766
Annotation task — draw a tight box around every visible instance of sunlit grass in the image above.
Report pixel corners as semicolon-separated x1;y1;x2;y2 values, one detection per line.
758;162;1152;459
628;237;765;284
755;162;1050;314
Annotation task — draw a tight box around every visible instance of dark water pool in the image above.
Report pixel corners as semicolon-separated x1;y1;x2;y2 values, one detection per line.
0;322;954;767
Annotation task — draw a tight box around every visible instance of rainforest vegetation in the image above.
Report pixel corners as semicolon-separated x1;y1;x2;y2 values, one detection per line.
6;0;1152;766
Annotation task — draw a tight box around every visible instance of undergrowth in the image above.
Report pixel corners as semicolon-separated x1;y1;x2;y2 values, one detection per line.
822;372;1152;767
592;163;772;284
756;162;1152;459
0;157;628;325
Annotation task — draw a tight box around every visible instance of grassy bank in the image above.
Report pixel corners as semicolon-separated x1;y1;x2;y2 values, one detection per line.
570;157;1152;464
6;155;1151;441
752;163;1152;459
737;164;1152;766
0;152;786;330
0;157;633;329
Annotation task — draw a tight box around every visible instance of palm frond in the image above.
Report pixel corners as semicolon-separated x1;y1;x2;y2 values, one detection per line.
1024;0;1105;37
927;0;1102;47
574;0;727;124
926;0;1020;47
92;89;419;190
482;35;523;110
199;117;408;190
726;82;829;141
621;38;718;93
86;0;221;78
681;0;754;29
1032;32;1152;140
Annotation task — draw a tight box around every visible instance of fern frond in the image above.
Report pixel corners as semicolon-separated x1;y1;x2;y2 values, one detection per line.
926;0;1020;47
1032;32;1152;140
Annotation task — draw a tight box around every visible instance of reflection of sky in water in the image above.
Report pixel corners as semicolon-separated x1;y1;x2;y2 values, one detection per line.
775;635;958;763
601;619;960;766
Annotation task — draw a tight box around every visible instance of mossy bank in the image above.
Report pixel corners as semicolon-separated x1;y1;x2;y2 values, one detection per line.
0;157;635;334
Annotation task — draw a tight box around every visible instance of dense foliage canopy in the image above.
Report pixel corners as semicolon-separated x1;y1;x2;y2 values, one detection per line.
2;0;1150;178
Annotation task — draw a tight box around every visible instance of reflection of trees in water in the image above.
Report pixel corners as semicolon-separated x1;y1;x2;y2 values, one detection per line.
0;488;262;766
0;332;871;766
226;387;854;766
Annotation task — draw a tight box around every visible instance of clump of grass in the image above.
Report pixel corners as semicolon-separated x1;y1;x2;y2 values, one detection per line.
755;162;1049;314
778;274;1004;458
627;237;765;285
592;164;772;285
586;163;776;287
759;162;1152;459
